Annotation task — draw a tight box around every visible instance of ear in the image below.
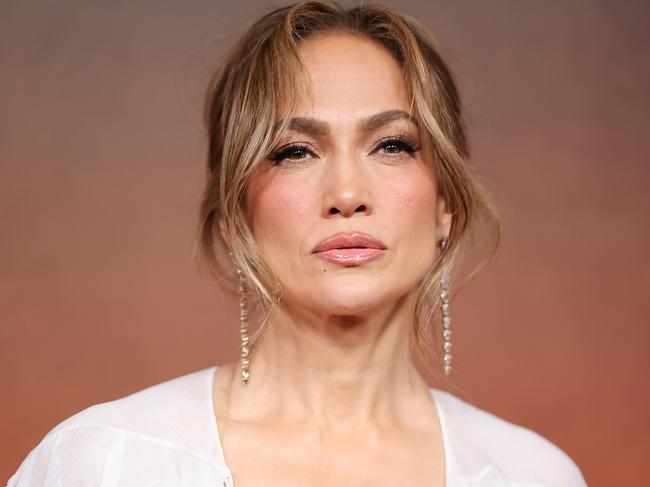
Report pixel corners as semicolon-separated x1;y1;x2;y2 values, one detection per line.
436;194;452;242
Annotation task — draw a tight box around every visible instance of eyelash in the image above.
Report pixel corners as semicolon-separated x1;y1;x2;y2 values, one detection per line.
268;135;420;165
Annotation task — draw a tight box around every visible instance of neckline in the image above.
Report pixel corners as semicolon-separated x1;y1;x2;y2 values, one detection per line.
205;365;452;486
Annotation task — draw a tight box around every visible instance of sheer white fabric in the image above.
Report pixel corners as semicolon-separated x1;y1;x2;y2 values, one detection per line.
8;366;588;487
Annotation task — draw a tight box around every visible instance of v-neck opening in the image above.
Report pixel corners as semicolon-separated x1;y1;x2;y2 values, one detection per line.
206;364;451;487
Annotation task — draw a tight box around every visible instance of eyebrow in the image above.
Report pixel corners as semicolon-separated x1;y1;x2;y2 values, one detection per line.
279;109;419;136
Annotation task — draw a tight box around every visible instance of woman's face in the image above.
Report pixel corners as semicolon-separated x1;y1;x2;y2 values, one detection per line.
245;33;451;317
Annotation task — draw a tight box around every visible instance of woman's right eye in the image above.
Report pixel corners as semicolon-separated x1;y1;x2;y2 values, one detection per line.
268;144;314;165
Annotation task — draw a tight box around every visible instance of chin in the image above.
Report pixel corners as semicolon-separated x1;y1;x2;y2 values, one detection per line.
318;296;382;316
311;278;392;316
282;271;412;316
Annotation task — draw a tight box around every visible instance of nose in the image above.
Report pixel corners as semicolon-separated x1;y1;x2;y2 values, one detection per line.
321;149;373;218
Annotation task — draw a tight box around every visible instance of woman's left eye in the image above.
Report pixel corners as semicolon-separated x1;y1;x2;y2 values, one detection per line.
374;137;418;156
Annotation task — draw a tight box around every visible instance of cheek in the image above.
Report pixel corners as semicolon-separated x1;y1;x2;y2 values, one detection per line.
379;168;438;232
388;174;439;283
248;176;313;256
376;165;440;282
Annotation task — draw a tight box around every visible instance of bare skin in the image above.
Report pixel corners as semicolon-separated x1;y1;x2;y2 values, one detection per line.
213;32;452;486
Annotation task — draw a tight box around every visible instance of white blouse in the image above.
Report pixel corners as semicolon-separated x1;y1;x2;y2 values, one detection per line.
8;365;588;487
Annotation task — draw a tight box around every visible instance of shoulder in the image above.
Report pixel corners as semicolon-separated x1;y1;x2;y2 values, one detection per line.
432;388;588;487
55;366;215;440
8;366;224;486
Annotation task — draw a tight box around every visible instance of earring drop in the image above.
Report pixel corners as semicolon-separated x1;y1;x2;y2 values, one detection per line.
440;238;453;376
236;266;251;384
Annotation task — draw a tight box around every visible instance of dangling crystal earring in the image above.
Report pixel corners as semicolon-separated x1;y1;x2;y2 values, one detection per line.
236;266;251;384
440;237;453;376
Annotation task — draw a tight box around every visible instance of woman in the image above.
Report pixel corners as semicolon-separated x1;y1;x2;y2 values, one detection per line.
9;1;588;486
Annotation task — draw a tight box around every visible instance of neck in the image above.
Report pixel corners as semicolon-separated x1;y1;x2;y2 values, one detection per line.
227;289;433;433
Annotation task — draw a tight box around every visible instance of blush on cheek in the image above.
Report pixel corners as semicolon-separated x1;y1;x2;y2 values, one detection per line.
258;185;313;229
248;173;316;262
382;168;438;216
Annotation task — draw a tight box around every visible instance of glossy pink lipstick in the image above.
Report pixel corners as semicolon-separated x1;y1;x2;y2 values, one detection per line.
311;232;387;266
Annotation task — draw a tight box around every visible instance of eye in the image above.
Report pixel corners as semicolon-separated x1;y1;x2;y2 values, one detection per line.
268;144;316;165
374;136;419;157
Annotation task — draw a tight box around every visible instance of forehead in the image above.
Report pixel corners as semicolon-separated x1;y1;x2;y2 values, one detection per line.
294;32;412;122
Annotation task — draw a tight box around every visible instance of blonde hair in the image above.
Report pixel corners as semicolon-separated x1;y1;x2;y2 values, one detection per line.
194;0;501;378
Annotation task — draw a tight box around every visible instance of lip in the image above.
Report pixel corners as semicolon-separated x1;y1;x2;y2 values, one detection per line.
311;232;387;266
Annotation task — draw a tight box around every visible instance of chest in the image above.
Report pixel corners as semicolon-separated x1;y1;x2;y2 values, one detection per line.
219;424;445;487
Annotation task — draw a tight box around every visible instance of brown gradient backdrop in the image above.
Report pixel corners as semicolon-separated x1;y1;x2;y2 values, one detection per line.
1;1;648;485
